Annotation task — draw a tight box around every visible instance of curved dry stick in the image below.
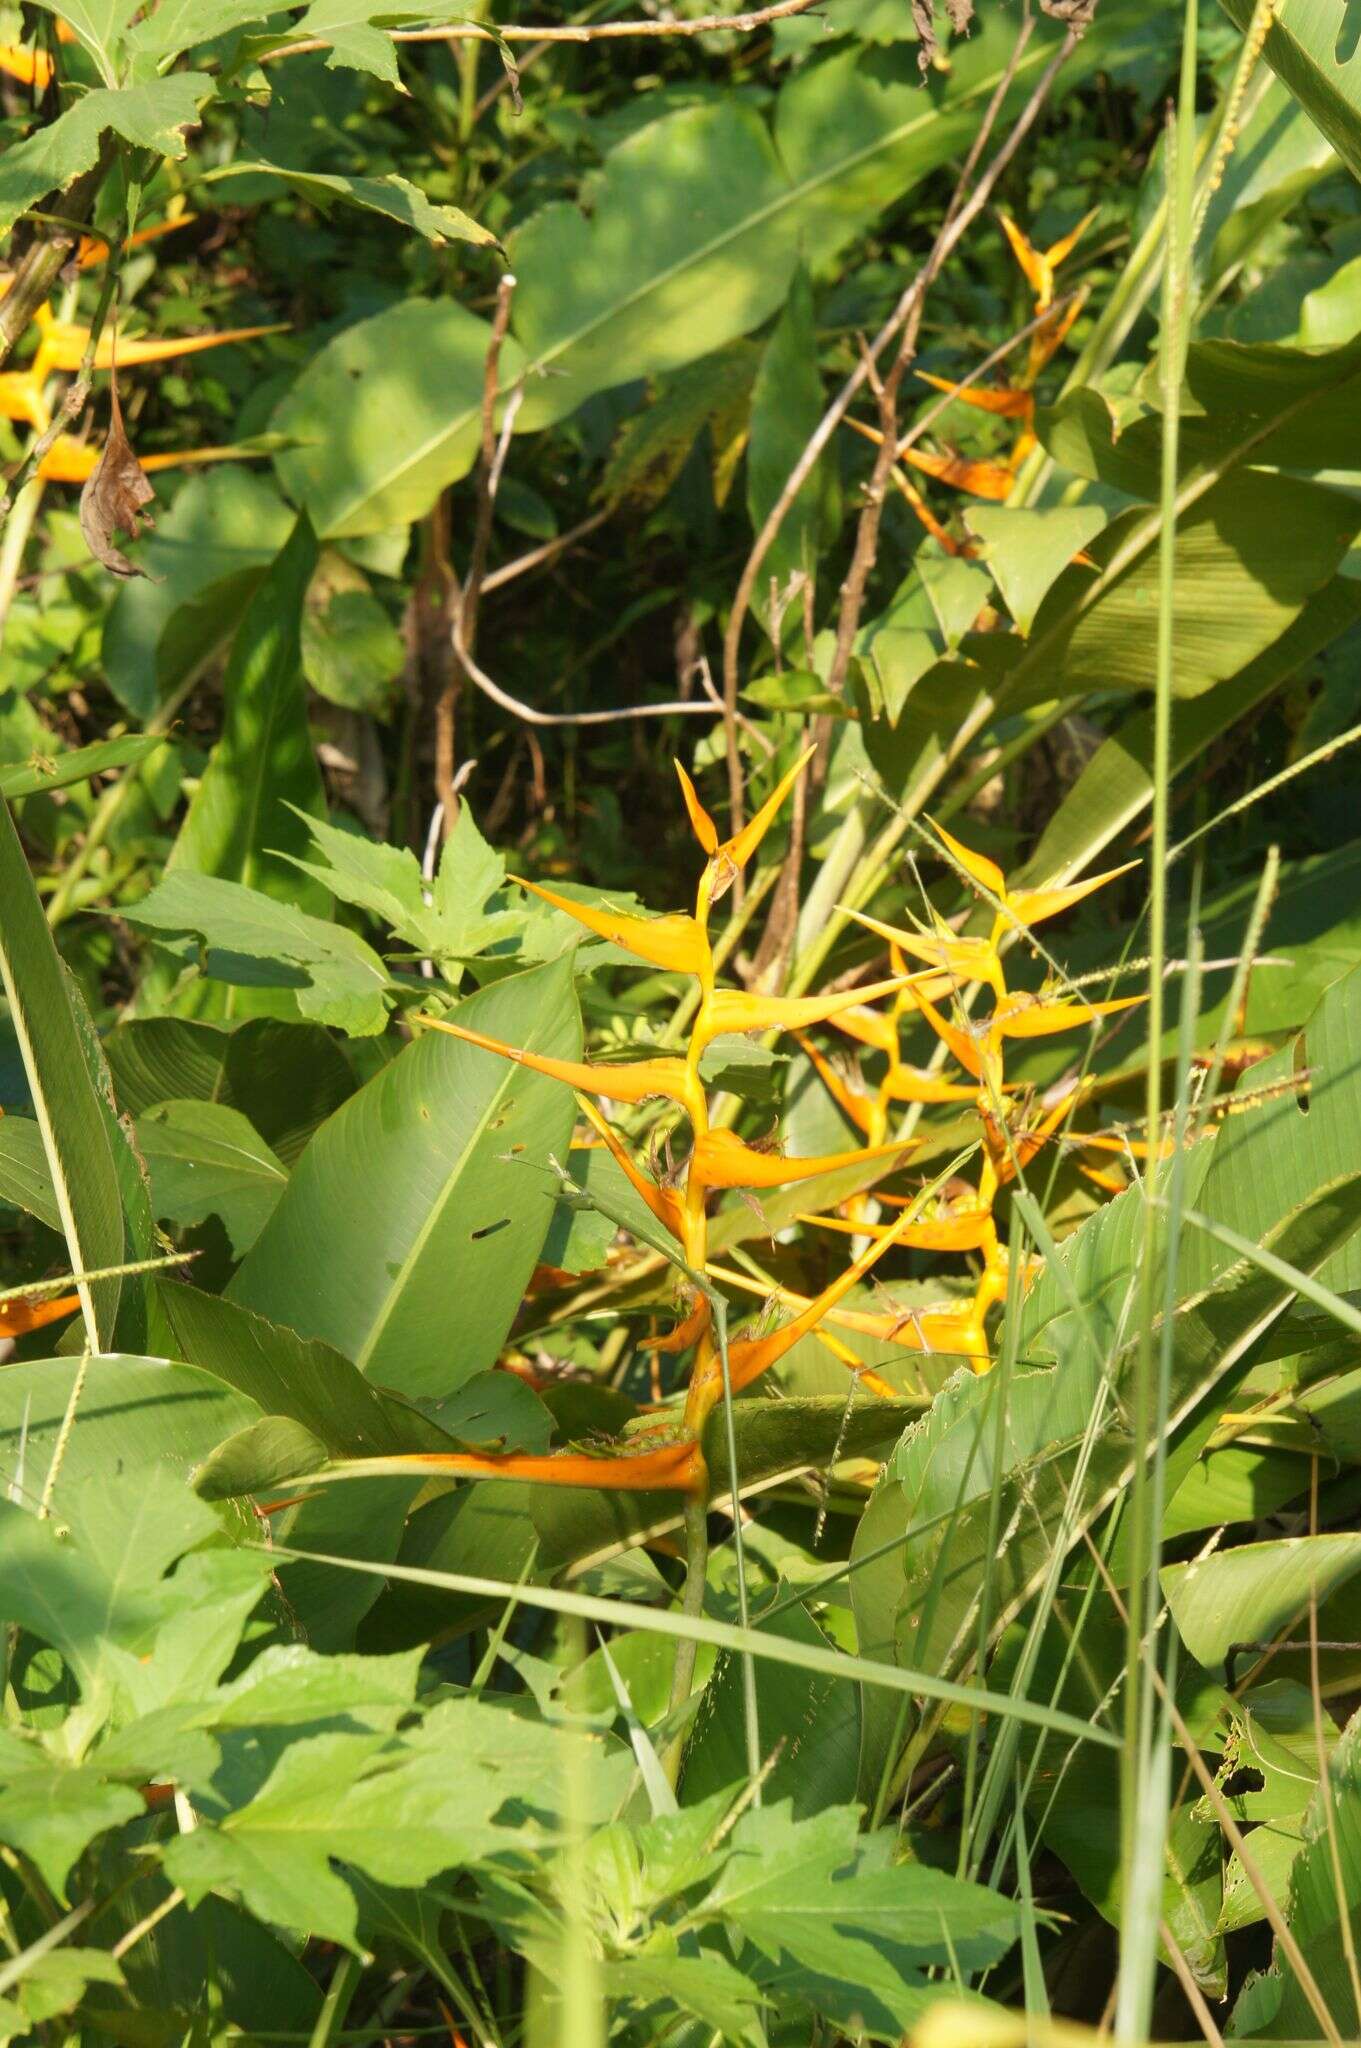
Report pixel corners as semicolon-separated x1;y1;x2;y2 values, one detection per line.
452;607;714;728
272;0;825;60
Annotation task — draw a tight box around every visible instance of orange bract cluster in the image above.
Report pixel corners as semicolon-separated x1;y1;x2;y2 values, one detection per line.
849;210;1094;555
414;753;948;1495
793;824;1142;1366
406;769;1143;1500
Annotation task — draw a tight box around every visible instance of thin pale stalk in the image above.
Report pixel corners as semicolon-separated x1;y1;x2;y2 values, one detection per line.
1120;9;1197;2034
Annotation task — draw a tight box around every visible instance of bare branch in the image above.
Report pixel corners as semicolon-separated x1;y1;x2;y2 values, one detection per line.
481;505;612;594
452;613;716;728
271;0;826;62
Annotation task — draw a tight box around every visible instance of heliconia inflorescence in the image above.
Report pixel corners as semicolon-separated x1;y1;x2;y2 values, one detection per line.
401;759;1143;1499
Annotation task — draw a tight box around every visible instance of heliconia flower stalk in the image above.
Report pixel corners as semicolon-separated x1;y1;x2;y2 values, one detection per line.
386;781;1143;1505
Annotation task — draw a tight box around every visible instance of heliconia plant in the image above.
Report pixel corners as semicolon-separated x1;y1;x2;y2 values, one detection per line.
382;763;1149;1494
411;748;939;1498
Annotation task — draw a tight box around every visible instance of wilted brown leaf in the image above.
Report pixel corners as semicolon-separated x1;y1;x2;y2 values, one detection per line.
79;372;155;579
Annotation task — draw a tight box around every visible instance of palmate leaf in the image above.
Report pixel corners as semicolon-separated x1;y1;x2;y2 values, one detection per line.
0;79;212;235
693;1800;1019;2036
165;1698;628;1950
124;872;393;1035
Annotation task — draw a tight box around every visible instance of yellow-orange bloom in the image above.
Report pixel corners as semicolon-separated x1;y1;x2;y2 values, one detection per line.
899;445;1016;502
0;1291;80;1336
77;213;198;270
0;371;49;432
695;972;916;1051
998;209;1097;312
916;371;1034;420
35;437;259;484
0;43;52;88
514;876;709;978
32;321;284;380
991;990;1144;1041
415;1014;704;1117
366;1436;704;1494
675;744;816;879
689;1127;912;1192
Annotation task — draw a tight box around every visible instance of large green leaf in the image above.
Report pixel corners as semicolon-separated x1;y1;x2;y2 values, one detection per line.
1163;1534;1361;1671
508;101;799;438
0;797;125;1346
0;1355;259;1515
228;956;580;1398
1221;0;1361;182
102;469;295;719
273;299;524;540
136;1100;289;1256
1005;471;1361;706
1015;576;1361;888
274;6;1137;535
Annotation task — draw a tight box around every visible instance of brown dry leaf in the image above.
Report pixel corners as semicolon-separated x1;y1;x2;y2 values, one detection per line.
79;372;155;579
914;0;974;72
911;0;939;71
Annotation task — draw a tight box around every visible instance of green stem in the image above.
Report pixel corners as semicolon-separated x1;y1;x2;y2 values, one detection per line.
1117;4;1198;2037
308;1952;362;2048
45;669;200;927
664;1494;710;1789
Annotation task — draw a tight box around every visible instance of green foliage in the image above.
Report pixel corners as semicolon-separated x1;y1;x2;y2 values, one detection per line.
5;0;1361;2038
